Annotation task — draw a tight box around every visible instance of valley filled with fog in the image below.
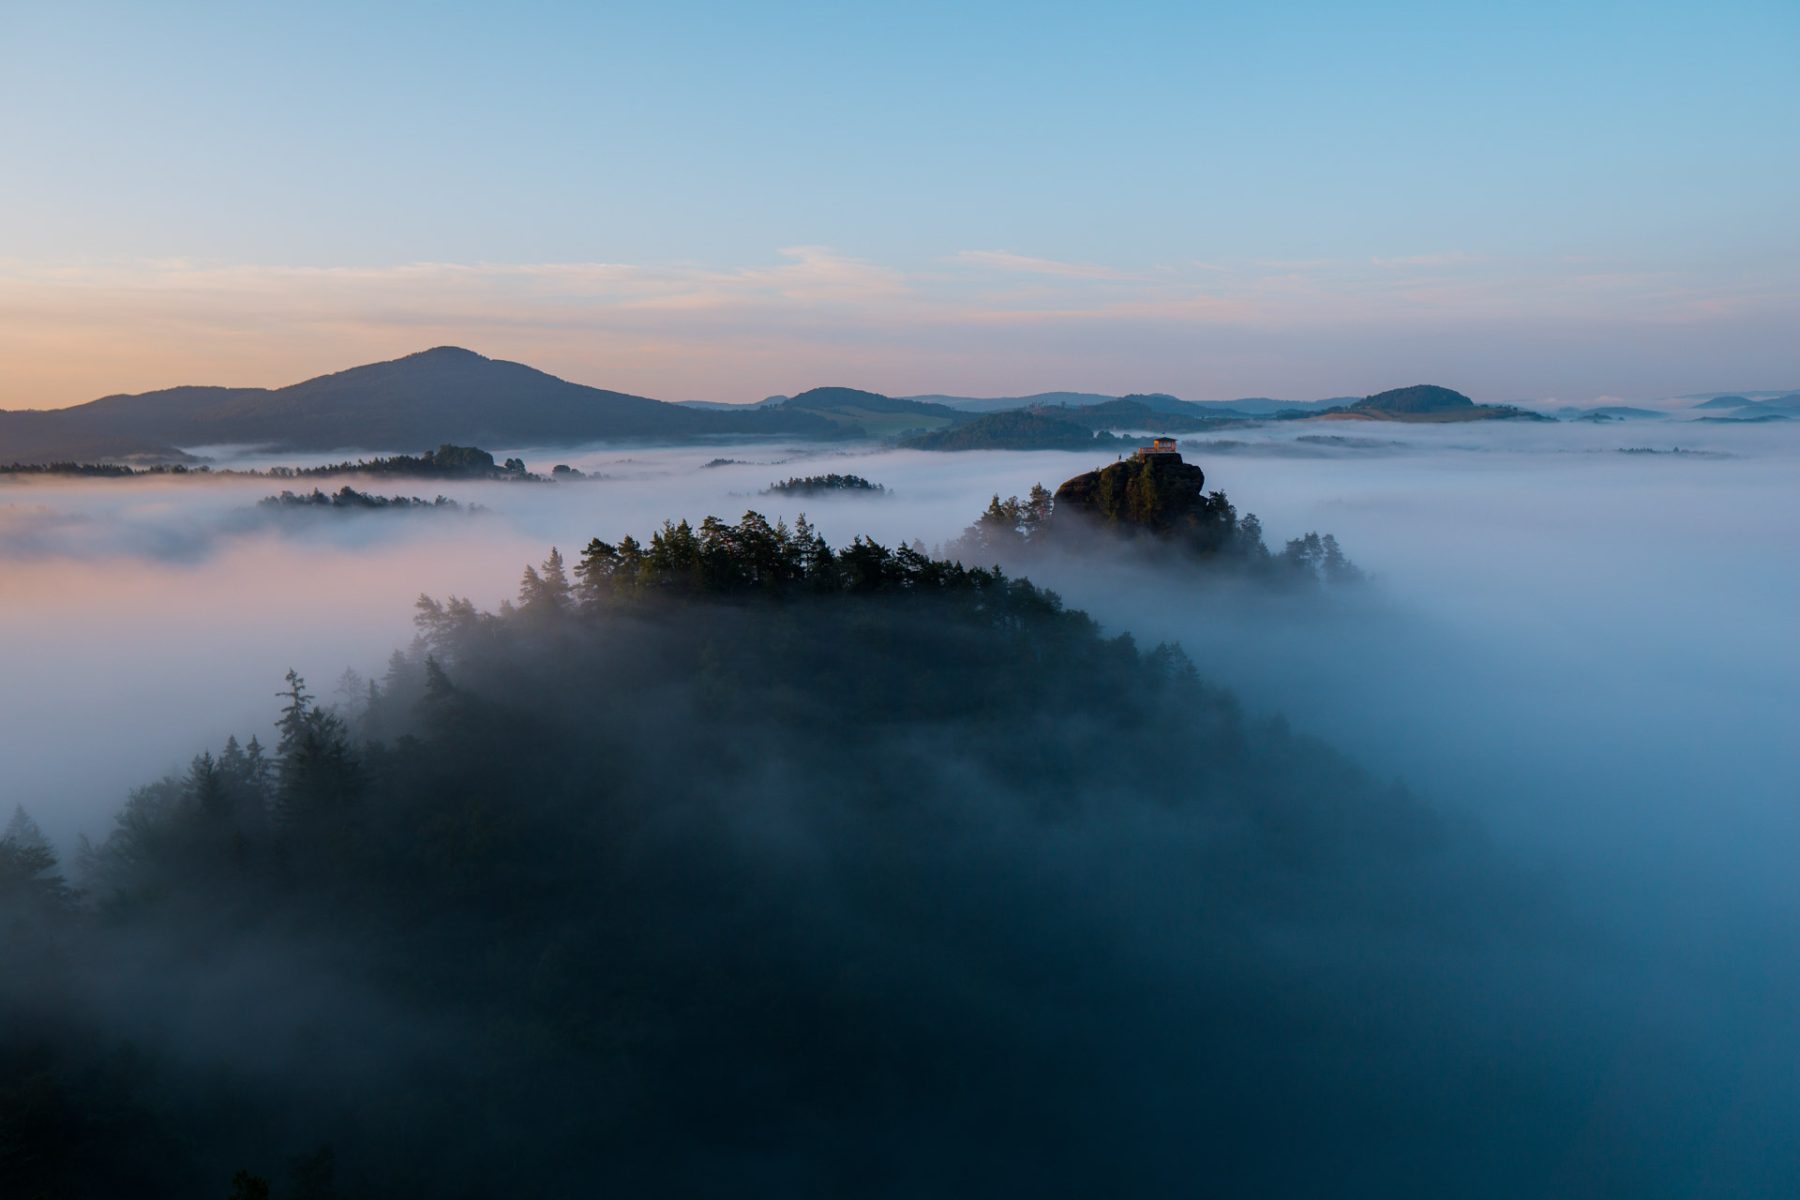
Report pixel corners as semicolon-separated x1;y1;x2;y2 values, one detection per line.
8;420;1794;854
5;419;1799;1193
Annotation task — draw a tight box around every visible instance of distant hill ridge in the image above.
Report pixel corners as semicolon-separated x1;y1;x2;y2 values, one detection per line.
0;347;846;462
911;391;1349;416
32;347;1782;465
1323;384;1551;423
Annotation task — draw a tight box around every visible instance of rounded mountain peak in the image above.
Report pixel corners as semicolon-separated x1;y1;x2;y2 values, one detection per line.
1353;384;1473;413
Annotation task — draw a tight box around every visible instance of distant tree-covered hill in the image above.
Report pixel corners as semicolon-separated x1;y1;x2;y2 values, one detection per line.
772;387;968;437
901;410;1136;451
0;348;851;463
1043;397;1242;434
1307;384;1552;423
908;391;1349;416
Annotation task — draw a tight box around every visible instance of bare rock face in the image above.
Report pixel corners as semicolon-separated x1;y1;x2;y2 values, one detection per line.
1050;452;1216;540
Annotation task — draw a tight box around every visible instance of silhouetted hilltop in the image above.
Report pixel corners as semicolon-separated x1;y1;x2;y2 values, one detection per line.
0;348;848;463
1314;384;1551;423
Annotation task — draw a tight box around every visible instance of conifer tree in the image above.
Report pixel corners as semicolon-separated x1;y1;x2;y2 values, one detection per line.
0;804;69;911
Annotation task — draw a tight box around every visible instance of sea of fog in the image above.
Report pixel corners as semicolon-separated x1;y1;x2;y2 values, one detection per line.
3;420;1797;959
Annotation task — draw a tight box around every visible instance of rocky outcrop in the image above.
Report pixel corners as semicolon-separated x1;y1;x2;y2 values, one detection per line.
1051;452;1227;543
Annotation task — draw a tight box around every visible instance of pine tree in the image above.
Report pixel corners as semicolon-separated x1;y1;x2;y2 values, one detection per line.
539;547;573;610
186;752;227;822
1023;483;1054;536
272;671;360;848
0;804;69;911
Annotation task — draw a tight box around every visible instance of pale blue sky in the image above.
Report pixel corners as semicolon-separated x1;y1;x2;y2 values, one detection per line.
1;0;1796;404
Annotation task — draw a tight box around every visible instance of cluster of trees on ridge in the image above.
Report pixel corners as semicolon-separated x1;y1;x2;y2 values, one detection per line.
761;473;887;496
0;509;1516;1197
256;487;474;513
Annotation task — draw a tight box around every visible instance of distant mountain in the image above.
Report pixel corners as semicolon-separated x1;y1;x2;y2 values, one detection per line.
900;410;1134;452
1554;405;1667;421
909;391;1348;416
773;387;967;437
0;410;192;464
904;391;1119;413
1351;385;1474;414
0;348;847;463
675;397;785;411
1038;398;1247;434
781;387;960;417
1320;385;1551;423
1684;394;1800;420
1194;396;1353;416
1736;396;1800;417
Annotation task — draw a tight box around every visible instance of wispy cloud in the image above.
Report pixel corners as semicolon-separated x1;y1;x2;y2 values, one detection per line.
951;250;1131;280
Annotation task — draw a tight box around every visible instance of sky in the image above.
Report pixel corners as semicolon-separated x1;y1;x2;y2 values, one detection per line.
1;0;1796;407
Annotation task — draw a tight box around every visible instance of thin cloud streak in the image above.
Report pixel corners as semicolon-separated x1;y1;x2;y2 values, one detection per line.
952;250;1133;280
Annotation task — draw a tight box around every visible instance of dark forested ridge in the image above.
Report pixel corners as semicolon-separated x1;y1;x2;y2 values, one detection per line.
0;510;1571;1197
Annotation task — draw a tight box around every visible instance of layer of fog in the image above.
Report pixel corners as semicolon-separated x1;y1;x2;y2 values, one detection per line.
4;418;1796;933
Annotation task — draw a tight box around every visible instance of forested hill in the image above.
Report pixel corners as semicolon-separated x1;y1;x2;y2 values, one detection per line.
0;347;847;462
0;513;1539;1197
1313;384;1551;423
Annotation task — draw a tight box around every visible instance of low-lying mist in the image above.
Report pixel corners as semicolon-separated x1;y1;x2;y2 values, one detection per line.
9;423;1793;852
4;419;1798;1194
